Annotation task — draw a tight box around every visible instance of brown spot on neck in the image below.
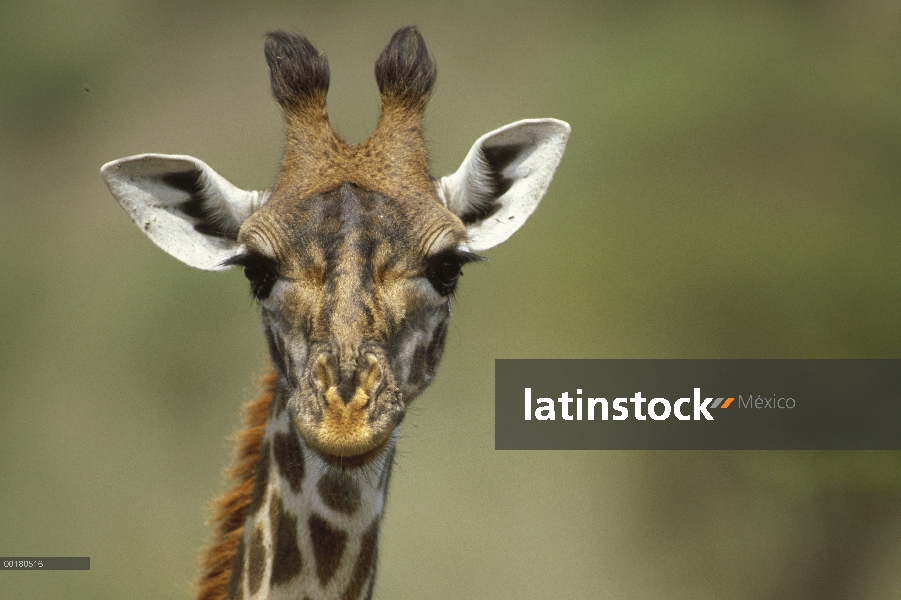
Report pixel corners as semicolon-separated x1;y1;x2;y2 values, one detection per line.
269;490;303;586
273;431;305;493
247;525;266;596
317;469;363;514
309;513;348;585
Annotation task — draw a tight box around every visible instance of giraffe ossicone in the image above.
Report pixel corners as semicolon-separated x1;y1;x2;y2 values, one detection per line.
102;26;568;600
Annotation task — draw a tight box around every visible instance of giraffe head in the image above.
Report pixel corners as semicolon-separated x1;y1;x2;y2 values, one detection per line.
102;27;569;465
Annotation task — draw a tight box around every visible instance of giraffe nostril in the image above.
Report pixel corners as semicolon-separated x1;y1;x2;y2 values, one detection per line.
359;354;381;391
312;354;333;391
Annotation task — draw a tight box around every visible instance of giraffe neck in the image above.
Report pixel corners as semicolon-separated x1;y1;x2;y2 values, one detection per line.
229;381;395;600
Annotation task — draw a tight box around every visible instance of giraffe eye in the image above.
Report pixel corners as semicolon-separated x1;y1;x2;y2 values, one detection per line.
224;254;279;301
243;263;271;286
426;250;482;297
244;261;278;300
435;261;461;285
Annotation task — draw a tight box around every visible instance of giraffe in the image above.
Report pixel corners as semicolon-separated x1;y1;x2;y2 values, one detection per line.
102;27;569;600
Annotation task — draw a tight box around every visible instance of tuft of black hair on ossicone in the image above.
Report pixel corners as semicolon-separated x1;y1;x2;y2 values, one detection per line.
264;30;330;112
375;26;437;110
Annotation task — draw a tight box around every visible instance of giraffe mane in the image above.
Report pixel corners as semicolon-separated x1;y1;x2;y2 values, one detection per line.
195;369;276;600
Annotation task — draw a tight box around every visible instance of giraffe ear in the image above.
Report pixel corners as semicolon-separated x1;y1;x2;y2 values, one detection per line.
101;154;268;271
436;118;570;252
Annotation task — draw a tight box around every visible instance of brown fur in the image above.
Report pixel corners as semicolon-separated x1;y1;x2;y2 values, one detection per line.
275;103;433;205
195;370;276;600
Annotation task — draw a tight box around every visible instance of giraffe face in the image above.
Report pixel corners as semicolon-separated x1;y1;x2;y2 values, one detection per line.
101;27;569;466
232;182;475;461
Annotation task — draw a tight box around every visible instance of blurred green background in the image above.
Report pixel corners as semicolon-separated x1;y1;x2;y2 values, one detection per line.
1;1;900;598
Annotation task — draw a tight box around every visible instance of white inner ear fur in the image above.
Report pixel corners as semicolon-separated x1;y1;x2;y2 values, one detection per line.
101;154;267;271
436;118;570;252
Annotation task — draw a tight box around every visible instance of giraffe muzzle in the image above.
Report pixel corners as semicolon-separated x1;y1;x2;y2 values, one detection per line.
290;346;404;461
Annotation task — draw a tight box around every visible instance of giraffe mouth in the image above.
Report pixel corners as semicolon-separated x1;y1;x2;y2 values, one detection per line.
289;350;405;464
314;435;394;469
295;404;398;461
